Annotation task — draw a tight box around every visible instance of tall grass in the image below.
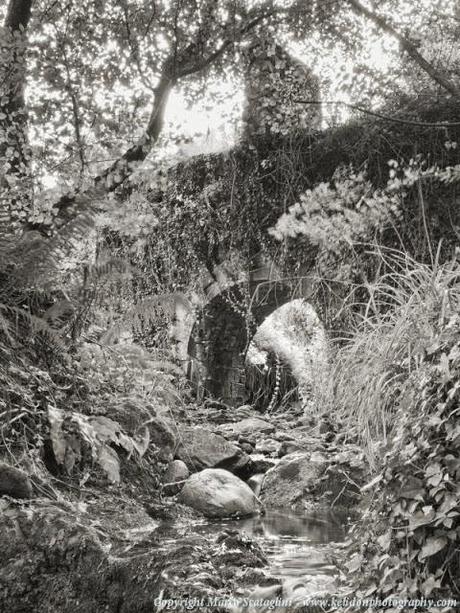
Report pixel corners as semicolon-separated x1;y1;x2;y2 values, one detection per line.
331;246;460;465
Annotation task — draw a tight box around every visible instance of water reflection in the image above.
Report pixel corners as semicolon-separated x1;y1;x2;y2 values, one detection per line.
196;508;347;542
236;509;346;542
196;508;348;580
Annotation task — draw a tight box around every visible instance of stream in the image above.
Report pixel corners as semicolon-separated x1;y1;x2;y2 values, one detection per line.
194;508;349;609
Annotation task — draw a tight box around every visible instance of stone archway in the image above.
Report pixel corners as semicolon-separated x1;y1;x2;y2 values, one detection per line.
246;298;328;410
186;276;318;406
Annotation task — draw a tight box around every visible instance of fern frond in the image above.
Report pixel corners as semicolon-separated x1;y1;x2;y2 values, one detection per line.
86;257;131;281
0;303;66;350
0;308;14;345
43;300;75;329
99;292;192;344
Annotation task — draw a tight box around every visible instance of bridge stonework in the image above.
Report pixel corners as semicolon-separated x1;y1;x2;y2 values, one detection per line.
242;35;321;140
169;257;318;406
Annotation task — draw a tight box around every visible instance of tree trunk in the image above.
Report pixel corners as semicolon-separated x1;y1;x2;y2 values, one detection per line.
0;0;34;234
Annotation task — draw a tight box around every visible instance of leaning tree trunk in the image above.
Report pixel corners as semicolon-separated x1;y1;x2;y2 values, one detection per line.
0;0;33;235
346;0;460;101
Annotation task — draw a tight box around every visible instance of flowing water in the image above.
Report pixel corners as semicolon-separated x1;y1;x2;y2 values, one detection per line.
194;508;349;607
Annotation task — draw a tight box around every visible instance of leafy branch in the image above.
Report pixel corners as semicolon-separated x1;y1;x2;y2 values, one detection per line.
345;0;460;101
27;4;279;235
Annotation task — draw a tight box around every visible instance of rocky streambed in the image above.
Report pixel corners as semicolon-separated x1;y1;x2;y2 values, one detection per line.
159;403;365;611
0;401;367;612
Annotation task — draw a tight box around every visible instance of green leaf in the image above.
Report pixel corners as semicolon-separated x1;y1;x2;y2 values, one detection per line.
346;553;363;572
376;530;391;551
98;446;120;484
400;476;425;500
409;509;436;529
421;574;441;596
418;536;447;561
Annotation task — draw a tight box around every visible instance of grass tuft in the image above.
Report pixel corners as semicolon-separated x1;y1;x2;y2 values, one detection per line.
330;246;460;465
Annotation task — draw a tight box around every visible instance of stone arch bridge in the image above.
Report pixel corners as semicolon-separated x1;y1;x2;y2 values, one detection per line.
169;256;322;407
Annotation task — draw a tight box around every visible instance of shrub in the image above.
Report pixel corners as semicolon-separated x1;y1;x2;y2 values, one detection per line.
332;250;460;606
270;166;401;259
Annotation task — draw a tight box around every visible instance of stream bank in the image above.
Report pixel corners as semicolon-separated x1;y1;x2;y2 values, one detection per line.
0;398;366;613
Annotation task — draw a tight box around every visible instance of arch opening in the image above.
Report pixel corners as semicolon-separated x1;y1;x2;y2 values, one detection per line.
245;299;328;412
186;280;326;410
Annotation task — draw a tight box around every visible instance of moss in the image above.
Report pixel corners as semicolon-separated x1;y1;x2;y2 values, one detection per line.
140;98;460;296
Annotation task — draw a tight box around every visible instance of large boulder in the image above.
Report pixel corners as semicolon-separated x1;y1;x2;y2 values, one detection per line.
110;399;177;462
260;450;364;511
179;469;260;518
147;415;177;462
260;452;326;509
0;463;33;499
175;427;245;473
0;500;164;613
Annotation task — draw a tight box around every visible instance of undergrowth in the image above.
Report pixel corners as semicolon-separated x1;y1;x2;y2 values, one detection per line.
0;228;188;495
332;248;459;463
330;248;460;607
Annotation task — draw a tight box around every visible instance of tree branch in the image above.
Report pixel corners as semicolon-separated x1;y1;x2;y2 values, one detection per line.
35;7;280;233
122;3;156;93
41;70;174;229
175;9;279;79
95;72;174;191
294;99;460;127
59;13;87;181
346;0;460;100
2;0;34;128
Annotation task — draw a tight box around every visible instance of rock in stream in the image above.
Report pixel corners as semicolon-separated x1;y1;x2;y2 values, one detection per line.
179;468;260;518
